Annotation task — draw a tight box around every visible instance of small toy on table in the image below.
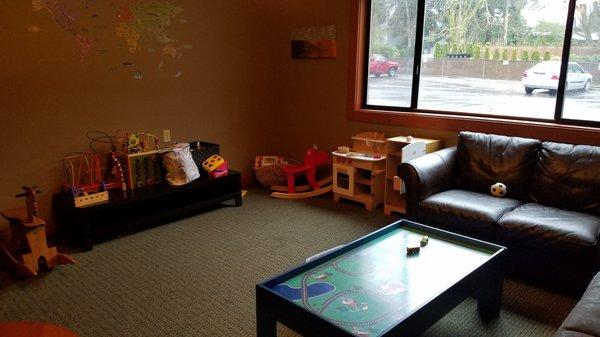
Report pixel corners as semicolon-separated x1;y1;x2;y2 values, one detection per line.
406;245;420;256
202;155;229;178
420;235;429;247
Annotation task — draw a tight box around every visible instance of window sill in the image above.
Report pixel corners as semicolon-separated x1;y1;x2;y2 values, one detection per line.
347;107;600;146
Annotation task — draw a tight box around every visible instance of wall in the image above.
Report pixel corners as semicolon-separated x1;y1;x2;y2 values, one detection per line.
262;0;457;161
0;1;278;230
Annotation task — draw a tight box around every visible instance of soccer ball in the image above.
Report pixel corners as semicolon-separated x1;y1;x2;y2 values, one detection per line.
490;182;507;198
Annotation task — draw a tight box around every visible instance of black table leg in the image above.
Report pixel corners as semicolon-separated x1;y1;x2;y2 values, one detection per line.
257;291;277;337
256;303;277;337
477;262;504;320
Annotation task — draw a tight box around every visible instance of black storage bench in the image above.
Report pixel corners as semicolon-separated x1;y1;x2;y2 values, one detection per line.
53;170;242;251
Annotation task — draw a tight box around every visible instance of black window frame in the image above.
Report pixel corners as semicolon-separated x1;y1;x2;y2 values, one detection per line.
361;0;600;128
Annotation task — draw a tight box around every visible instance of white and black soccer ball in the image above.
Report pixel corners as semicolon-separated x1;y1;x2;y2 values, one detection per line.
490;182;507;198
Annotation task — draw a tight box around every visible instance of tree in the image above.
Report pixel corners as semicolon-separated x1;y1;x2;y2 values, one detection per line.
434;42;444;58
531;49;540;61
527;21;565;45
574;2;600;45
543;50;551;60
472;44;482;58
493;48;501;59
520;49;529;61
425;0;489;51
484;46;491;59
511;48;518;61
370;0;420;53
501;48;508;60
482;0;530;45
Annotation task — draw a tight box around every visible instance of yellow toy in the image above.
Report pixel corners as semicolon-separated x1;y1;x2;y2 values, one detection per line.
202;155;225;173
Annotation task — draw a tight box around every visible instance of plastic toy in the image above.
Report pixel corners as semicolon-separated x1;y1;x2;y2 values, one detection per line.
0;187;75;277
62;152;103;193
208;160;229;178
110;152;127;191
202;155;225;172
122;132;160;154
490;182;507;198
62;152;114;207
270;145;333;199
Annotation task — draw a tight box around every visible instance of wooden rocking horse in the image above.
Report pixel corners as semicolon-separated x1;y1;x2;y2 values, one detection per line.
270;145;333;199
0;186;75;277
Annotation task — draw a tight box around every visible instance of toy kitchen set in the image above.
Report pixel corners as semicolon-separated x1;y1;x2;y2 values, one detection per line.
332;132;441;214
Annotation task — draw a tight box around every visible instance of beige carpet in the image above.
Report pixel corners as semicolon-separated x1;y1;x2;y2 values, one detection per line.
0;190;576;337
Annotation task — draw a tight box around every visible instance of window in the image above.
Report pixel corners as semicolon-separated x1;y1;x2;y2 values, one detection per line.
366;0;418;108
562;0;600;123
359;0;600;128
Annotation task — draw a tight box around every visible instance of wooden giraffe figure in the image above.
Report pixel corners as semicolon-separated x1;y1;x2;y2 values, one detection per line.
0;186;75;276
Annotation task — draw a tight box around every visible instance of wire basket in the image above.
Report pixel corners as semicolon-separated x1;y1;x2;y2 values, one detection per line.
254;159;298;188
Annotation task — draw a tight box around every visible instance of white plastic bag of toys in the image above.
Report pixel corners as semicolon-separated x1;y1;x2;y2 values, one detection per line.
162;143;200;186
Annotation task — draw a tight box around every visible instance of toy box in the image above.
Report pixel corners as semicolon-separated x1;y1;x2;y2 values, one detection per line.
116;150;166;189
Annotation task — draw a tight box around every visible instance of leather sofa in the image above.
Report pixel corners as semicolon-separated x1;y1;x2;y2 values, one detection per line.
399;131;600;294
554;272;600;337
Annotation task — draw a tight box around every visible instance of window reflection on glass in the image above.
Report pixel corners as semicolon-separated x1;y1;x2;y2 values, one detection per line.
562;0;600;123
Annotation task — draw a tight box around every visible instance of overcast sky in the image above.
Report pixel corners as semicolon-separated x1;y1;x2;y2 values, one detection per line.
522;0;568;27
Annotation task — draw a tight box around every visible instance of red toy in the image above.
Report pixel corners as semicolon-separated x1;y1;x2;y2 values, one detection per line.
271;145;333;199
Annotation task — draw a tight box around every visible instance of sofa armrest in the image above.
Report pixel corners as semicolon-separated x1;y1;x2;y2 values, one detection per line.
399;147;457;220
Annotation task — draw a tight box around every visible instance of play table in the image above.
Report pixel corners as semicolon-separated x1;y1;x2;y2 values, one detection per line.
256;219;506;337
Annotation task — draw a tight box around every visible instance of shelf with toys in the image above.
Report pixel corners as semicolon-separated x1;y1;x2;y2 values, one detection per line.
53;130;241;250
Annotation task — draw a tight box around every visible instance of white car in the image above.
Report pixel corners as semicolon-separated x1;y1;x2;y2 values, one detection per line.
522;61;592;95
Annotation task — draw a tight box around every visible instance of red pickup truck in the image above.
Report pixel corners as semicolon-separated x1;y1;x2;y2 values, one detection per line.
369;54;399;77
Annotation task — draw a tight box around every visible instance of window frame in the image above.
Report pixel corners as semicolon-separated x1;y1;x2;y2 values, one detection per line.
348;0;600;145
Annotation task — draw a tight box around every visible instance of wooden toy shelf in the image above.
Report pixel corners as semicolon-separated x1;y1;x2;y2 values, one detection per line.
384;137;441;215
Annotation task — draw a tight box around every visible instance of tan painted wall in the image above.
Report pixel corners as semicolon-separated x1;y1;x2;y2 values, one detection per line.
0;1;278;229
261;0;457;161
0;0;458;235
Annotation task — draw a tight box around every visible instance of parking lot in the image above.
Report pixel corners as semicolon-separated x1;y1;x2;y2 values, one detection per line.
367;75;600;122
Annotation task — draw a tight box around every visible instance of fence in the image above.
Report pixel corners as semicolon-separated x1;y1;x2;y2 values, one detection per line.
390;58;600;83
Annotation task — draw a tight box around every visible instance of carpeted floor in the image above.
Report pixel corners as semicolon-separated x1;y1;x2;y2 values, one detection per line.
0;191;576;337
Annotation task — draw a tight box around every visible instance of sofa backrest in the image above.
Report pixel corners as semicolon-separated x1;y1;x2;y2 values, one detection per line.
456;131;541;199
530;141;600;214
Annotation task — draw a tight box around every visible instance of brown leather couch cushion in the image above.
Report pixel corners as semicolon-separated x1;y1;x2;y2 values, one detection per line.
530;142;600;214
498;203;600;256
555;272;600;337
420;189;523;239
456;132;541;200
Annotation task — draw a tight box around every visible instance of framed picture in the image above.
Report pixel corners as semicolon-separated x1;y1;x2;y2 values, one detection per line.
291;25;337;59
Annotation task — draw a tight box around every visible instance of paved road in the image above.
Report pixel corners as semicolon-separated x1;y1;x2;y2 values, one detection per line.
366;75;600;122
